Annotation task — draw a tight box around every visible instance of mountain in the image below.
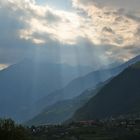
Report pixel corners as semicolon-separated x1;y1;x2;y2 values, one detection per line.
34;55;140;112
0;59;92;122
25;82;106;126
71;61;140;121
26;55;140;125
0;55;140;122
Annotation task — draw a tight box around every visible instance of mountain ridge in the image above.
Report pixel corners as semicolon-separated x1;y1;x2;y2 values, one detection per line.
34;55;140;112
71;61;140;121
25;81;106;126
0;60;92;122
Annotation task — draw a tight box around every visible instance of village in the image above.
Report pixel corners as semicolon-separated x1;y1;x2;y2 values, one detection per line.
29;117;140;140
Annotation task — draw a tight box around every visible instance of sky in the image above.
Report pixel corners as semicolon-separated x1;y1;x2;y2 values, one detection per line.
0;0;140;69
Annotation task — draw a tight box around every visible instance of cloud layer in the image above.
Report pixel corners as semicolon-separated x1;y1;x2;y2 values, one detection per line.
73;0;140;10
0;0;140;67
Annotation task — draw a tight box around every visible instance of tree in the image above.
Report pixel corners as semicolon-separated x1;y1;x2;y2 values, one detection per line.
0;119;31;140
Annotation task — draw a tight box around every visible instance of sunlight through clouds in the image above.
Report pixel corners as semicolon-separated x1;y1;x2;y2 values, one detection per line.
0;0;140;64
0;64;9;70
1;0;140;47
72;0;140;47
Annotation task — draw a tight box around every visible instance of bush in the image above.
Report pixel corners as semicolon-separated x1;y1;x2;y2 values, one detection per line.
0;119;31;140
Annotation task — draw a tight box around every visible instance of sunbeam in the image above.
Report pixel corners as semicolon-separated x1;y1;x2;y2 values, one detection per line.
0;1;140;139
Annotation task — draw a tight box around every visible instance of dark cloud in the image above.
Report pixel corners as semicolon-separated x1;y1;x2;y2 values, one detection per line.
114;16;124;22
0;0;139;67
45;11;62;23
136;27;140;36
102;27;114;34
76;0;140;10
126;13;140;22
0;4;29;64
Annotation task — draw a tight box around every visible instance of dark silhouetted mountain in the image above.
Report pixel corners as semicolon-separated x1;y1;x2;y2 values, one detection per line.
27;55;140;125
71;61;140;121
26;81;107;126
0;59;92;122
34;55;140;112
0;55;140;123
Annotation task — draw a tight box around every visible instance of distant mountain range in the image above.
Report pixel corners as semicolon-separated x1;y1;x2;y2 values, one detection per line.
27;55;140;125
33;55;140;115
0;60;92;122
26;81;107;126
71;61;140;121
0;55;140;123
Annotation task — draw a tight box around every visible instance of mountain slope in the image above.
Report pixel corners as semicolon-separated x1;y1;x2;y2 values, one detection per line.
0;60;92;122
27;55;140;125
71;61;140;121
35;55;140;112
0;55;140;122
26;81;107;126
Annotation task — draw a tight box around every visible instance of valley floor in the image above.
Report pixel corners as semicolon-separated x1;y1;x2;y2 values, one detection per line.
1;118;140;140
30;120;140;140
